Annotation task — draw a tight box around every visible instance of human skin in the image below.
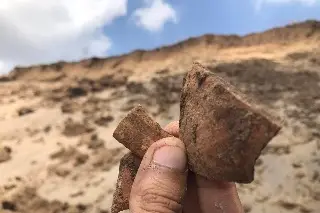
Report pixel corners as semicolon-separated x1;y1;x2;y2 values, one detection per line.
129;121;244;213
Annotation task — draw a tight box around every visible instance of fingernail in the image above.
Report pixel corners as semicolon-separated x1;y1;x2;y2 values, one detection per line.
153;146;187;171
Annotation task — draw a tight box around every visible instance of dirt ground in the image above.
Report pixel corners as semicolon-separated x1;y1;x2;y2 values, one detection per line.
0;21;319;213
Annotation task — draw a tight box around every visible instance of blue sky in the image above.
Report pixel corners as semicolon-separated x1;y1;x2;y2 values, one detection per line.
106;0;320;56
0;0;319;74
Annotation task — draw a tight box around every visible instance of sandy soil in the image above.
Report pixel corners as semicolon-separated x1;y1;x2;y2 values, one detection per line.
0;21;319;213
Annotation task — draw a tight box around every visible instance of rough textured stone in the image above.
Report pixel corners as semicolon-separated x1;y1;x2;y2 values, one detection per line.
113;105;171;158
17;107;34;116
0;146;12;163
111;152;140;213
179;62;281;183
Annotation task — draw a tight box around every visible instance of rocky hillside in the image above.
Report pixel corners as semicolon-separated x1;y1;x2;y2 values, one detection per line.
0;20;319;213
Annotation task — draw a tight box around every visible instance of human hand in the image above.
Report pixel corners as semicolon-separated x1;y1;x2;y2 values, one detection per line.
129;121;244;213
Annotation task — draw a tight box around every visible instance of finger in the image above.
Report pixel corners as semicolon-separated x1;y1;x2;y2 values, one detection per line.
130;137;188;213
183;173;244;213
164;121;180;138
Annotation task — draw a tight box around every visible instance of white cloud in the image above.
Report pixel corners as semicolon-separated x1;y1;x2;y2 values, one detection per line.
0;0;127;74
255;0;319;10
133;0;178;32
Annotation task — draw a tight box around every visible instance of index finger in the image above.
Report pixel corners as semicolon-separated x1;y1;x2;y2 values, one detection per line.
164;121;179;138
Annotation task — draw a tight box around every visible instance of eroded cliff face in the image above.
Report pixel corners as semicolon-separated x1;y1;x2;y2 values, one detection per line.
2;20;319;81
0;20;319;213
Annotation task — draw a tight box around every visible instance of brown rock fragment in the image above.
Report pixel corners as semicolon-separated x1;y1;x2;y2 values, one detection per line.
0;146;12;163
113;105;171;158
62;118;94;137
179;62;281;183
243;203;252;213
74;153;89;166
112;106;173;213
17;107;34;116
79;133;105;149
111;152;140;213
61;100;80;114
276;199;299;210
67;86;87;98
94;114;114;127
47;165;71;177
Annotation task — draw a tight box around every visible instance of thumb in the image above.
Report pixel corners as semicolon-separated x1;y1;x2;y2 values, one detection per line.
130;137;188;213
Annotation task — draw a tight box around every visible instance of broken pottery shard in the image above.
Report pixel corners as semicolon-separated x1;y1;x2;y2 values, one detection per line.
113;105;172;158
111;152;140;213
179;62;281;183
